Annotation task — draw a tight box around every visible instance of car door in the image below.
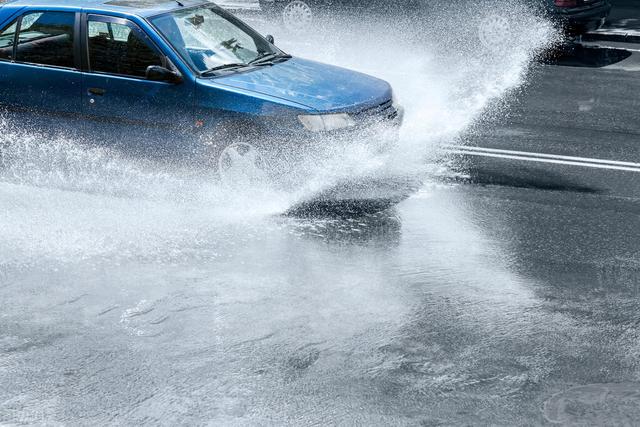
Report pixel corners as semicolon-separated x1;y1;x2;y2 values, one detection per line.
81;13;195;157
0;10;82;130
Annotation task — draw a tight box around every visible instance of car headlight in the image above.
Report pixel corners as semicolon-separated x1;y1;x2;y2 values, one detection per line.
298;113;356;132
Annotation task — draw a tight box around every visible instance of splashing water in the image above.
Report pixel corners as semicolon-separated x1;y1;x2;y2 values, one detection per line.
270;1;557;153
0;2;557;264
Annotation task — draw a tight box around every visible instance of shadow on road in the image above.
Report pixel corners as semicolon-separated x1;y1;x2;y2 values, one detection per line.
540;43;632;68
452;159;602;194
288;210;403;246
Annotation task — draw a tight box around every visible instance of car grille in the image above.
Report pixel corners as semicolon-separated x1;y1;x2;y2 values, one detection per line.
353;99;399;124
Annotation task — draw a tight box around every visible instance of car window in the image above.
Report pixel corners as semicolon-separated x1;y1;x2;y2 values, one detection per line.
88;20;130;42
87;17;163;78
15;11;76;68
0;20;17;60
151;6;276;73
178;11;260;61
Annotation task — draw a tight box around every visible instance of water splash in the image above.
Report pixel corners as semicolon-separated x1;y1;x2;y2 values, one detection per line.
0;2;557;263
270;0;557;158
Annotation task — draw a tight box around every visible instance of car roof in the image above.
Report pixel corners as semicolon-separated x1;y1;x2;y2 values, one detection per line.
0;0;210;17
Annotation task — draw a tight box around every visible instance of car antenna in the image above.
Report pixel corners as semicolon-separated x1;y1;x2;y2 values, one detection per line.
175;0;184;6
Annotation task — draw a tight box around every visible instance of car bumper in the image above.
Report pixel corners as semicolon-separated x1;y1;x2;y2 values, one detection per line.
249;104;404;185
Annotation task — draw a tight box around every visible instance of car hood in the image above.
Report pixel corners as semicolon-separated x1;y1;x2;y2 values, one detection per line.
212;57;393;113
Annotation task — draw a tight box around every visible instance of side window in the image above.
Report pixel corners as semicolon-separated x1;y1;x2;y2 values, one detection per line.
0;20;17;60
15;11;76;68
88;17;163;78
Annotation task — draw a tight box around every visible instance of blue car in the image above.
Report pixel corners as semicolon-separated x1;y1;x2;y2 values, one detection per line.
0;0;408;213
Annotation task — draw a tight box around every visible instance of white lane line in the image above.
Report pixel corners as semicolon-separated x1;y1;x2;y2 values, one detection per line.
446;145;640;168
447;150;640;173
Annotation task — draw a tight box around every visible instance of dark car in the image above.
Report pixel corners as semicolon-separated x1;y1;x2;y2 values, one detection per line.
549;0;612;34
259;0;611;36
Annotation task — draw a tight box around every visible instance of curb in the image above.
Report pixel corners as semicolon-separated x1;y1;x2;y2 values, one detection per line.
583;30;640;44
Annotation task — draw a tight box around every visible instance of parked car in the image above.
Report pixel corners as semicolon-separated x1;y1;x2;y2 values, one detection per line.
258;0;612;36
550;0;612;35
0;0;409;210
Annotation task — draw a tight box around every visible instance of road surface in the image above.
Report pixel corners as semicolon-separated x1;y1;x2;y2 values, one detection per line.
2;15;640;427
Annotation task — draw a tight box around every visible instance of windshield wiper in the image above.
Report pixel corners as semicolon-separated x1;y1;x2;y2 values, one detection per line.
201;62;248;76
248;52;292;65
202;54;292;76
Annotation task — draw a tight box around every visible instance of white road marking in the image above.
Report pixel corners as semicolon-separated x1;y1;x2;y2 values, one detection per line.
445;145;640;173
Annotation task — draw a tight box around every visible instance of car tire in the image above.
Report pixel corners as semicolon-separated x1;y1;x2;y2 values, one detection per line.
280;0;315;33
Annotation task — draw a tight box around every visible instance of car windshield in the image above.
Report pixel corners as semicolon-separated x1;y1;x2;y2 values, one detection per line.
150;5;280;74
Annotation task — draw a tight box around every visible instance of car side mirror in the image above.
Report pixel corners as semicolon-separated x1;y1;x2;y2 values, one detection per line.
146;65;183;84
266;34;275;44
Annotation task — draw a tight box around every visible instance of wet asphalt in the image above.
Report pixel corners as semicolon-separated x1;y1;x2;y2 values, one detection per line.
3;20;640;427
3;182;640;425
455;40;640;200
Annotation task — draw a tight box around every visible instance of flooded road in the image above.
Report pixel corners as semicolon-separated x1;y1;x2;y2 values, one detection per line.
3;184;640;425
3;2;640;425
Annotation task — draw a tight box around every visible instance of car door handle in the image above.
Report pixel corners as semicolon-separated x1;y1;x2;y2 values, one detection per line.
88;87;106;96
